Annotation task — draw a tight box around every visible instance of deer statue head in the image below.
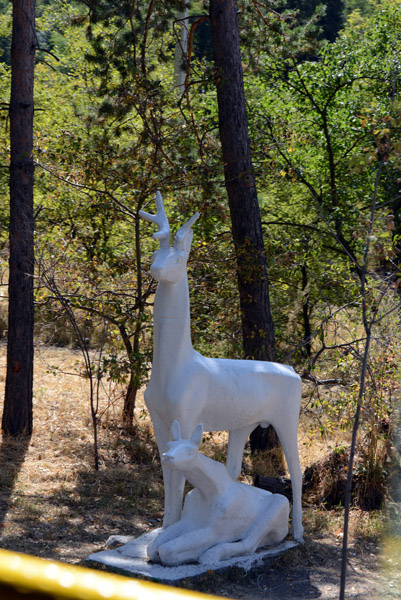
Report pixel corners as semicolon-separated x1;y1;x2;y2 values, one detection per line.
162;420;203;470
139;191;199;285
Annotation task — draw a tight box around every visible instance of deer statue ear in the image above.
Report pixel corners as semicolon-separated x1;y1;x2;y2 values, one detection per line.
170;420;181;441
191;423;203;447
174;212;200;252
182;228;194;253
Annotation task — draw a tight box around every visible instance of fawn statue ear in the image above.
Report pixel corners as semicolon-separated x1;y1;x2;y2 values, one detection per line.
191;423;203;448
170;420;181;441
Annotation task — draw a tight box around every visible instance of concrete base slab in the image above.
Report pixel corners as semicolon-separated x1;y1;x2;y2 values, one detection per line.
84;531;299;583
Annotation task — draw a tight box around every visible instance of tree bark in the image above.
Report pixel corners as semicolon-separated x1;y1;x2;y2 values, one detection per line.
209;0;279;452
119;322;139;425
2;0;36;437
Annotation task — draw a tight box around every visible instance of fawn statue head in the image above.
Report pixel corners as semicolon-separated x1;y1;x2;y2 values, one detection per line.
139;191;199;285
162;420;203;470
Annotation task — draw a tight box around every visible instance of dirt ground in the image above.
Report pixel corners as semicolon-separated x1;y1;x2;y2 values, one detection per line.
0;344;399;599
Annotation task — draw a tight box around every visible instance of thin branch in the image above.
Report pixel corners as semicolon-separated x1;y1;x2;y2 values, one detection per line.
301;374;343;385
183;16;209;92
262;220;325;234
339;146;385;598
287;299;361;363
141;0;156;75
339;329;372;600
129;0;137;63
34;160;137;220
36;56;58;71
252;0;283;21
371;299;401;326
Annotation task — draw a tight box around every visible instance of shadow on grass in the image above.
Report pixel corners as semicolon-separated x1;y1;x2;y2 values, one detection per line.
0;434;31;527
0;432;379;599
0;423;374;599
180;555;323;599
0;434;163;562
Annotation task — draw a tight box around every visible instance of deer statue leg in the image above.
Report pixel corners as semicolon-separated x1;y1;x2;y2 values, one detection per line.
158;527;215;566
147;519;189;561
163;469;186;527
226;425;255;480
152;416;186;527
274;420;304;542
199;494;289;564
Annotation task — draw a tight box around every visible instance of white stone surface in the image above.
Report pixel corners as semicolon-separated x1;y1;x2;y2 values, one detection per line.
139;193;304;542
85;531;298;582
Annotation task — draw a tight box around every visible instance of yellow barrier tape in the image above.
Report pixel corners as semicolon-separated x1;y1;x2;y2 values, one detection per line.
0;548;223;600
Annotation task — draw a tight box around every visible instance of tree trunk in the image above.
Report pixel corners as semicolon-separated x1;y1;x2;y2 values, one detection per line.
123;376;138;425
301;262;312;357
209;0;279;452
2;0;36;437
119;323;139;425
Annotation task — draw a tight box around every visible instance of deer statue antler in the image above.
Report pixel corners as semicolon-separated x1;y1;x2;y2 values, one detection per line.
139;191;171;249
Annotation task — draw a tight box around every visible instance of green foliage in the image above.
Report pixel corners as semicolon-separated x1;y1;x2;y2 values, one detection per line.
282;0;345;42
27;0;230;417
0;0;399;475
0;0;11;64
241;0;401;358
234;0;401;489
343;0;377;19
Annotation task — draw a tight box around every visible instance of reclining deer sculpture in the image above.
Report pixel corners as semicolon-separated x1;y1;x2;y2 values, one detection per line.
146;420;289;565
139;192;303;542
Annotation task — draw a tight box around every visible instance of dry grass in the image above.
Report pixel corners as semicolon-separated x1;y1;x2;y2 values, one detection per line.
0;342;165;562
0;342;389;598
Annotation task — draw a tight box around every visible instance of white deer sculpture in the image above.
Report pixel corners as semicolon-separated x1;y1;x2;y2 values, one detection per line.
139;192;303;542
146;420;290;565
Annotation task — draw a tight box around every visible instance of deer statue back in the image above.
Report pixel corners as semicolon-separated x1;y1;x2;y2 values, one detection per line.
139;192;303;542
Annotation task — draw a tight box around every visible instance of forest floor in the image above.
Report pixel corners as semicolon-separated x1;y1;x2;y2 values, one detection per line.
0;343;400;599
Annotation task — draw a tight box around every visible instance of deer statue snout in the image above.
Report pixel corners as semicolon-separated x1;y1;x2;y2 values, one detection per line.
162;442;198;470
161;421;203;470
150;248;188;284
150;264;167;281
161;452;176;466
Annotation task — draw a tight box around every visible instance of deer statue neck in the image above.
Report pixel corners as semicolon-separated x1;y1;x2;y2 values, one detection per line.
154;274;191;320
139;192;199;375
183;453;230;502
153;273;194;371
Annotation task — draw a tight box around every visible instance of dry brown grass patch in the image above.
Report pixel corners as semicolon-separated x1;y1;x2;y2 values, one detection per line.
0;342;385;573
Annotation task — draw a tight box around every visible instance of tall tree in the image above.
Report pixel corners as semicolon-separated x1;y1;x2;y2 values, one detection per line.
2;0;36;436
209;0;278;451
